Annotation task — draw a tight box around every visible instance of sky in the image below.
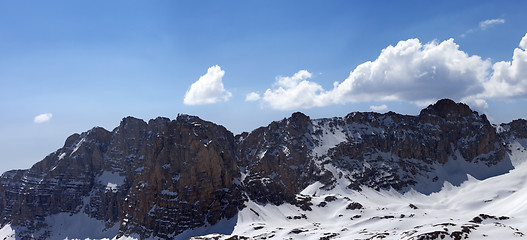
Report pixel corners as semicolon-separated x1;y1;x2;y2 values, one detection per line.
1;0;527;173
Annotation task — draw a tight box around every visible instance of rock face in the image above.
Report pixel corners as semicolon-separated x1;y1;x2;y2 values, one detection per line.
0;115;243;239
0;99;524;239
500;119;527;139
237;112;321;205
321;99;507;192
118;115;243;239
0;126;113;237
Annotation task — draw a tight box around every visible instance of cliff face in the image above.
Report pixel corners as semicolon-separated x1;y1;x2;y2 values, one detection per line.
322;100;507;192
237;99;508;199
0;126;113;236
0;115;243;239
236;112;321;205
0;99;524;239
119;115;243;239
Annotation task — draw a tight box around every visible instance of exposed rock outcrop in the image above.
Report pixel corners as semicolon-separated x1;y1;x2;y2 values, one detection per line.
119;115;243;239
236;112;321;205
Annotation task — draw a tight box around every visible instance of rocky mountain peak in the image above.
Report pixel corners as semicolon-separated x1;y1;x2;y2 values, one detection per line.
288;112;311;132
64;133;81;148
175;113;202;123
290;111;310;122
118;116;148;133
420;98;475;118
147;117;171;133
506;119;527;138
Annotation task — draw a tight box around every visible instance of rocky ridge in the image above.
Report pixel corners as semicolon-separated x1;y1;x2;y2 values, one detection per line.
0;99;526;239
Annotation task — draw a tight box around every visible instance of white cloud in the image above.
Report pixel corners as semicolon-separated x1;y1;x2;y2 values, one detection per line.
479;18;505;30
483;33;527;98
259;38;491;110
183;65;232;105
34;113;53;123
329;38;491;106
252;33;527;111
461;18;505;38
262;70;327;110
521;34;527;50
460;96;489;117
245;92;261;101
370;104;388;112
460;29;474;38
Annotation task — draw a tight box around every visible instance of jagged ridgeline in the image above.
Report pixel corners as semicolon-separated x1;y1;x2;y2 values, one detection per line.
1;99;526;239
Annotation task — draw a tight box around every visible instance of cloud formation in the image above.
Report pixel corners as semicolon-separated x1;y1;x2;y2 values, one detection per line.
484;33;527;98
329;38;490;106
262;70;326;110
370;104;388;112
245;92;261;101
461;18;505;38
253;33;527;111
184;65;232;105
34;113;53;123
479;18;505;30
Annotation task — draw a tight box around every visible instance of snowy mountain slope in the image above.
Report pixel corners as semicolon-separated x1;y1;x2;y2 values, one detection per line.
191;157;527;240
1;99;526;239
194;131;527;240
236;99;511;208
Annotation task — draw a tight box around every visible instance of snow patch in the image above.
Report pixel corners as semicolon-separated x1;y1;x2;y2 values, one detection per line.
106;183;118;192
97;171;125;191
410;150;514;194
0;224;15;240
282;146;290;156
508;138;527;167
0;213;119;240
311;119;348;157
70;137;86;155
258;149;267;160
43;212;119;240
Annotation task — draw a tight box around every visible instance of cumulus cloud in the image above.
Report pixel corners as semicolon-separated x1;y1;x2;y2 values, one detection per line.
370;104;388;112
262;70;327;110
479;18;505;30
258;38;491;110
329;38;491;106
245;92;261;101
34;113;53;123
184;65;232;105
461;96;489;114
483;33;527;98
251;33;527;111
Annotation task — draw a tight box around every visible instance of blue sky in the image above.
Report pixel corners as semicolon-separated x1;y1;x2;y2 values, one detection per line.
1;0;527;173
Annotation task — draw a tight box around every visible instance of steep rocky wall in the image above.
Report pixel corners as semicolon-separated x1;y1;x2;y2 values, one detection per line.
0;115;245;239
236;112;321;205
323;100;506;192
118;115;243;239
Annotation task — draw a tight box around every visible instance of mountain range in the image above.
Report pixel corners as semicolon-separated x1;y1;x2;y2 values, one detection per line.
1;99;526;239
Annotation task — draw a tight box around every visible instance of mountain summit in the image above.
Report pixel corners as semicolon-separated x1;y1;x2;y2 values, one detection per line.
420;98;475;118
1;99;526;239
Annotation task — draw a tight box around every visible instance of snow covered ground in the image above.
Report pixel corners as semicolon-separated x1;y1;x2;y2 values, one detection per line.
0;212;119;240
188;142;527;239
191;159;527;239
